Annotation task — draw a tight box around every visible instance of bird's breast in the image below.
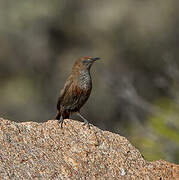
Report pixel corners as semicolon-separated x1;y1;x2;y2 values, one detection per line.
79;70;92;90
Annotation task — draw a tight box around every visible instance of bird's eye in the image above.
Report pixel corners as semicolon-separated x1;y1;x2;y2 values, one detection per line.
82;60;88;64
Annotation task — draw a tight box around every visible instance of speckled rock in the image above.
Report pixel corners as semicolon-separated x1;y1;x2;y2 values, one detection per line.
0;118;178;179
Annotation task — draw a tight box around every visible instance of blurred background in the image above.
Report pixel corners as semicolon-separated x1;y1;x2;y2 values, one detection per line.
0;0;179;163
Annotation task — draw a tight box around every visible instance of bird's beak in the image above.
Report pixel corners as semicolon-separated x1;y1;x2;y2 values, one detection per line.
91;57;100;61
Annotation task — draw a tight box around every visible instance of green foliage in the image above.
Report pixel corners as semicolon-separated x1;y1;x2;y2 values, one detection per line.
146;98;179;162
128;98;179;163
149;98;179;143
133;137;165;161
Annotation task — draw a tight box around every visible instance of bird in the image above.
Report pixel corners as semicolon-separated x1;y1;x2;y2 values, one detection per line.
55;56;100;128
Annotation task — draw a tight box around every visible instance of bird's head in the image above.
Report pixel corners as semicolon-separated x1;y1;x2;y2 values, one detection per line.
73;56;100;71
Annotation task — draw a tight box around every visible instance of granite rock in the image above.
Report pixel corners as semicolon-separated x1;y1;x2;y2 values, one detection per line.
0;118;178;179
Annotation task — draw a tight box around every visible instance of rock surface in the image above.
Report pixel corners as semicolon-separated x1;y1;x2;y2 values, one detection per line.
0;118;178;179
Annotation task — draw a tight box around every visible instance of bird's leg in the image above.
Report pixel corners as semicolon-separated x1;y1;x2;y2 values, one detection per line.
59;115;64;129
76;112;90;129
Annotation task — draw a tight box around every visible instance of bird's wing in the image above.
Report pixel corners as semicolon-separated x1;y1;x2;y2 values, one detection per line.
61;80;82;108
57;76;90;111
57;75;73;110
62;80;91;110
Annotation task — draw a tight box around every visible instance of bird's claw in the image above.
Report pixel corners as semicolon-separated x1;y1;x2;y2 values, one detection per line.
59;121;63;129
83;121;90;129
59;118;66;128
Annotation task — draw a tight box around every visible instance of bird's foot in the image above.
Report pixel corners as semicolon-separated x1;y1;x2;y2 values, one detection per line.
76;112;91;129
59;116;66;128
83;119;90;129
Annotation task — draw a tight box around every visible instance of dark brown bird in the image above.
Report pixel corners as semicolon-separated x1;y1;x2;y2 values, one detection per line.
55;56;100;128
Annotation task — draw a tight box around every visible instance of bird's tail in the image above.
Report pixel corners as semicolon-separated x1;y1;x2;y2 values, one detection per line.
55;111;61;120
